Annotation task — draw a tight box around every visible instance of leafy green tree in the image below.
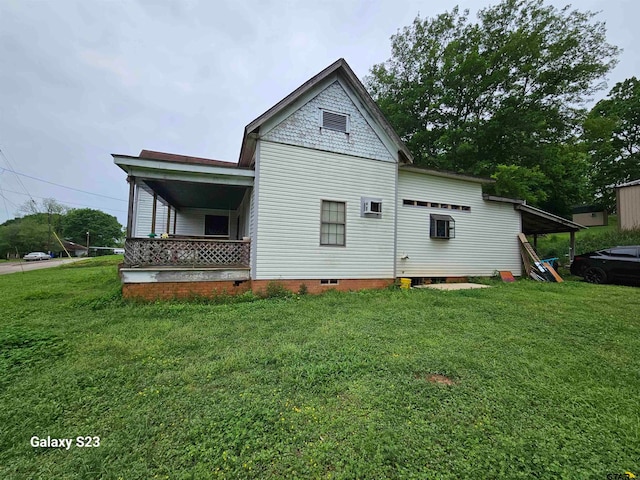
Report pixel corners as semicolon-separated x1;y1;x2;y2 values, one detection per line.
61;209;123;247
0;215;50;256
583;77;640;211
366;0;618;215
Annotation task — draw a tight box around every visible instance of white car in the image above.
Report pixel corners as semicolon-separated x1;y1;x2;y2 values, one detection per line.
23;252;51;261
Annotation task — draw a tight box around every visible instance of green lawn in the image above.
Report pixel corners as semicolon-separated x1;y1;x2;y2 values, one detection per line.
1;258;639;479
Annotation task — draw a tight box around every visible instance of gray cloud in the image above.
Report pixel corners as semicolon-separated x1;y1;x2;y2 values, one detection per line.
0;0;637;227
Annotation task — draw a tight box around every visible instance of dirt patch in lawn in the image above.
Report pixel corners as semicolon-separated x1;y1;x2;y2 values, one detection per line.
421;373;456;385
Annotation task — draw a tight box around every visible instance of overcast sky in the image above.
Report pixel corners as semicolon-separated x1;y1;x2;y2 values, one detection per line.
0;0;637;227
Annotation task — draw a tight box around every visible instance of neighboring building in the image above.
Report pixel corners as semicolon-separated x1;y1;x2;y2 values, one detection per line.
63;241;88;257
616;179;640;231
571;205;608;227
114;59;582;300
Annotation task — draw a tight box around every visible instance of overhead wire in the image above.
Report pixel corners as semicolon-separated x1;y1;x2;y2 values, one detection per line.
0;187;127;214
0;146;38;207
0;166;127;202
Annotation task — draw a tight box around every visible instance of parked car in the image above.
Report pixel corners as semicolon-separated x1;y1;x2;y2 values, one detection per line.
570;246;640;284
23;252;51;261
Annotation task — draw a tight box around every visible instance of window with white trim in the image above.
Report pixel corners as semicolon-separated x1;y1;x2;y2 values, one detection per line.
430;214;455;239
321;110;349;133
320;200;346;246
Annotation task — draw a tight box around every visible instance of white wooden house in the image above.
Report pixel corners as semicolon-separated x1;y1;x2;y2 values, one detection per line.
114;59;582;299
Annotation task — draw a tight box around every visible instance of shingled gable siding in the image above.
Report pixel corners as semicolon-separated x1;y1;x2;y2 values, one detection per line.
396;170;522;277
262;81;394;162
254;141;396;280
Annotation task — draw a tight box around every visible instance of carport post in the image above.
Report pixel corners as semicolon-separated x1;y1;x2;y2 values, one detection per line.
533;234;538;250
569;231;576;263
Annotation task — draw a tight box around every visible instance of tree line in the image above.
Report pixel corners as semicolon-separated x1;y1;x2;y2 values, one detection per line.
366;0;639;215
0;199;123;258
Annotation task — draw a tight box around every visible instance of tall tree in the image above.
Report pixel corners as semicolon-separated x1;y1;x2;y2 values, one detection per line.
61;209;123;247
366;0;618;215
583;77;640;211
17;198;68;250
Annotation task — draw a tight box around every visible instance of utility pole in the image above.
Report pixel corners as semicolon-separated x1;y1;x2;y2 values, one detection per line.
47;211;51;253
86;231;90;258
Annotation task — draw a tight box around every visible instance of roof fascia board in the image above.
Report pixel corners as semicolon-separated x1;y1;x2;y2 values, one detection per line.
516;204;586;230
336;76;399;163
259;73;338;137
124;166;254;187
482;194;524;204
400;166;493;184
114;156;254;178
337;61;413;164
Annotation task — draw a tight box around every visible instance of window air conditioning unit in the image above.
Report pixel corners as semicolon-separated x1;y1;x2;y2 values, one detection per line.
363;200;382;214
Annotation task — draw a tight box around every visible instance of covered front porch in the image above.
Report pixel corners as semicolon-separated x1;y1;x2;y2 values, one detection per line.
114;150;254;286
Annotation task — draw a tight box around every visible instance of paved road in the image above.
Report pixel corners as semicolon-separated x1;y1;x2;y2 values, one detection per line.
0;257;86;275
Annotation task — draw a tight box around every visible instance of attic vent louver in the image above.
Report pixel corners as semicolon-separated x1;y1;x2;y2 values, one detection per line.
321;110;349;133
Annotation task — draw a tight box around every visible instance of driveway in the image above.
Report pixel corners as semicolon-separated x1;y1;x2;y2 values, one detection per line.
0;257;86;275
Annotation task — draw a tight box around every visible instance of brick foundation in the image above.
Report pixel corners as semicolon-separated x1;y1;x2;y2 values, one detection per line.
123;280;251;301
250;278;394;295
122;278;393;301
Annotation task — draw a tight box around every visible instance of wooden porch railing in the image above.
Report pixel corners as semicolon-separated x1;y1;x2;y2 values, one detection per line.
124;238;250;267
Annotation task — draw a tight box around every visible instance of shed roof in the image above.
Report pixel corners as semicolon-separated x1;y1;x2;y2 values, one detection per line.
483;195;585;234
616;178;640;188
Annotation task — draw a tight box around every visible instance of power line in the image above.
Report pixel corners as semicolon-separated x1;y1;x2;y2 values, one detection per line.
0;188;128;214
0;146;37;206
0;165;127;203
0;191;19;210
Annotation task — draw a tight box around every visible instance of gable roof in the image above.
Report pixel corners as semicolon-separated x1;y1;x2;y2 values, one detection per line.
238;58;413;167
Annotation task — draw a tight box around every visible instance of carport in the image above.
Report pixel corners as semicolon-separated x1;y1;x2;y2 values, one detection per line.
484;195;586;261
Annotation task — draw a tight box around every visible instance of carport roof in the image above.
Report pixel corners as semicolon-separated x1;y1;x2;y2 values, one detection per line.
483;195;585;234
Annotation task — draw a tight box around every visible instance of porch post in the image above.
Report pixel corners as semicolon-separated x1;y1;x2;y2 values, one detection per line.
533;234;538;251
569;231;576;263
126;176;135;237
166;206;171;234
173;210;177;235
151;192;157;234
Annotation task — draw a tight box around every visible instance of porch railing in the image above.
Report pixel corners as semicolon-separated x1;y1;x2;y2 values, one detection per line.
124;238;250;268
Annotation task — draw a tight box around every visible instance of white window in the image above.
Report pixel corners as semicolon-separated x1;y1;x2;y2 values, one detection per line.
321;110;349;133
320;200;346;246
430;214;455;239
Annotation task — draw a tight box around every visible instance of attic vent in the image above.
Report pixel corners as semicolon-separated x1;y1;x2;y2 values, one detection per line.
321;110;349;133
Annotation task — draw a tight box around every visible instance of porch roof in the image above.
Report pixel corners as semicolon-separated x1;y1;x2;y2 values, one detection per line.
113;151;254;186
143;179;247;210
114;150;254;211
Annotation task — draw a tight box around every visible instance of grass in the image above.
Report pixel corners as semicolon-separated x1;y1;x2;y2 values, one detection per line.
536;215;640;264
1;257;639;479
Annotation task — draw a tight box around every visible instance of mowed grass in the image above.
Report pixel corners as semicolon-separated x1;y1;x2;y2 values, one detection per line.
1;258;639;479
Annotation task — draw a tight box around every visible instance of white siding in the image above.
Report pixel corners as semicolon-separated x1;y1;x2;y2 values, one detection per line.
133;186;168;238
255;140;396;280
174;208;239;238
396;170;522;277
236;188;252;239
